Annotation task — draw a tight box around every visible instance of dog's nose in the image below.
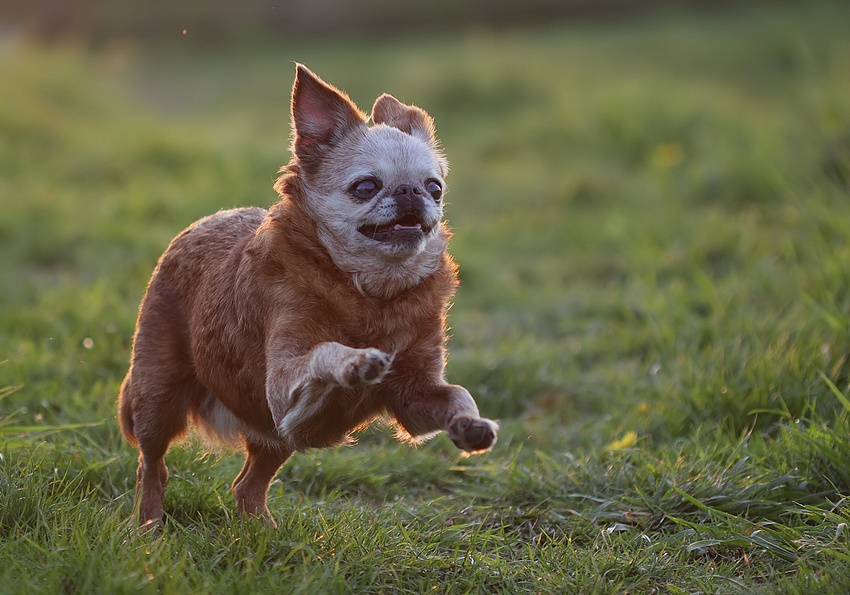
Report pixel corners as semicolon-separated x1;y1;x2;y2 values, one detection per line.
392;184;423;198
392;184;425;213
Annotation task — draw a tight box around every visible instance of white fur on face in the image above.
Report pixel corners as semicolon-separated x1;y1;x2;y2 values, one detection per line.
301;124;450;298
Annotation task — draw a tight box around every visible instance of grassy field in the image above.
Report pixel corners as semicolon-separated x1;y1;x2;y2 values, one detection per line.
2;2;850;592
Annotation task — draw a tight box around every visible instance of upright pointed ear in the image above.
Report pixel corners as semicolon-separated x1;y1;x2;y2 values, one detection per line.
371;94;437;145
291;64;366;163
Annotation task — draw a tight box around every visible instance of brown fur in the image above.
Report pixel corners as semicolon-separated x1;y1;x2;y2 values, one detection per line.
118;64;498;526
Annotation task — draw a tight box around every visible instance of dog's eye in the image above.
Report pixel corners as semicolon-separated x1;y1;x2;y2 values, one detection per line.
426;180;443;202
349;177;383;201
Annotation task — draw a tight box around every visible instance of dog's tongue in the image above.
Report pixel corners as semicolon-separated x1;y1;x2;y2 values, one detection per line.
395;213;422;228
380;212;422;232
393;222;421;231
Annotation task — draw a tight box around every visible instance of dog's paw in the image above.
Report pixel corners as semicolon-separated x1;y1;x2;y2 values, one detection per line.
340;348;392;388
448;417;499;454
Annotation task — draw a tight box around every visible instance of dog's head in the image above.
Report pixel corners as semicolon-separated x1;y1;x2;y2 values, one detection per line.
278;64;450;297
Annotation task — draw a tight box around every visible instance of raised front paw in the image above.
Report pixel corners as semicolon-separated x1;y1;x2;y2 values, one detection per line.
340;348;393;388
448;416;499;454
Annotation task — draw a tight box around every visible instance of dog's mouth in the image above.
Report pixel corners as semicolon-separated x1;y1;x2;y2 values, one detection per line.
357;212;433;242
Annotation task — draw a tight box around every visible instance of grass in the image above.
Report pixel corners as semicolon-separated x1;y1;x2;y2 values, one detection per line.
2;1;850;592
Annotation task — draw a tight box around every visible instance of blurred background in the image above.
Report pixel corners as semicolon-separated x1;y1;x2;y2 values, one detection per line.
4;0;734;43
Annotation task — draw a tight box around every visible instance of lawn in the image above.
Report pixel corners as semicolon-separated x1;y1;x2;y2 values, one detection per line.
2;2;850;592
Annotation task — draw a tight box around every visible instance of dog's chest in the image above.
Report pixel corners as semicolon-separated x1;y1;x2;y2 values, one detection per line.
332;292;437;353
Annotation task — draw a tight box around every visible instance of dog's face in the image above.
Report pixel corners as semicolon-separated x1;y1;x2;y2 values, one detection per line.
320;124;446;262
284;65;449;294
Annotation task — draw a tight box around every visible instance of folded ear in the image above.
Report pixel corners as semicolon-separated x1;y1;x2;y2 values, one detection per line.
371;94;437;145
291;64;366;162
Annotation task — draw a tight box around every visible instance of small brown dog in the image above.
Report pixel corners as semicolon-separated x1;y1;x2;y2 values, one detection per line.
118;64;498;526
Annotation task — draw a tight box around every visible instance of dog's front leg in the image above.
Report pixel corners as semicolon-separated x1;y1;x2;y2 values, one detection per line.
392;383;499;453
266;342;393;439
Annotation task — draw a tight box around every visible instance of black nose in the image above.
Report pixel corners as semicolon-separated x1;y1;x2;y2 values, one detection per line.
392;184;424;213
392;184;423;198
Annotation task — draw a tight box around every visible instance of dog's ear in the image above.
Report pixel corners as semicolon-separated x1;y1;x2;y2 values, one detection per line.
291;64;366;162
371;94;437;145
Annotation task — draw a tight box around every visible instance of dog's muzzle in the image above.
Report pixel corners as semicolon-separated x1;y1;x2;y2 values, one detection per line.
357;186;435;242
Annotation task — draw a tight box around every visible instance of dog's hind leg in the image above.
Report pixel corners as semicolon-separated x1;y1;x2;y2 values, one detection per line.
120;276;198;526
125;381;196;526
232;440;292;525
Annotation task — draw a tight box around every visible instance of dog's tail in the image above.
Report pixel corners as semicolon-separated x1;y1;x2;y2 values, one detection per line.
118;373;138;446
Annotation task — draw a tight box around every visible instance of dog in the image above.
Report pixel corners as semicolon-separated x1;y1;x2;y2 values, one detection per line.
118;64;498;526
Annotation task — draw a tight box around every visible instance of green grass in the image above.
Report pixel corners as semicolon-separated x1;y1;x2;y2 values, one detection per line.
2;2;850;592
